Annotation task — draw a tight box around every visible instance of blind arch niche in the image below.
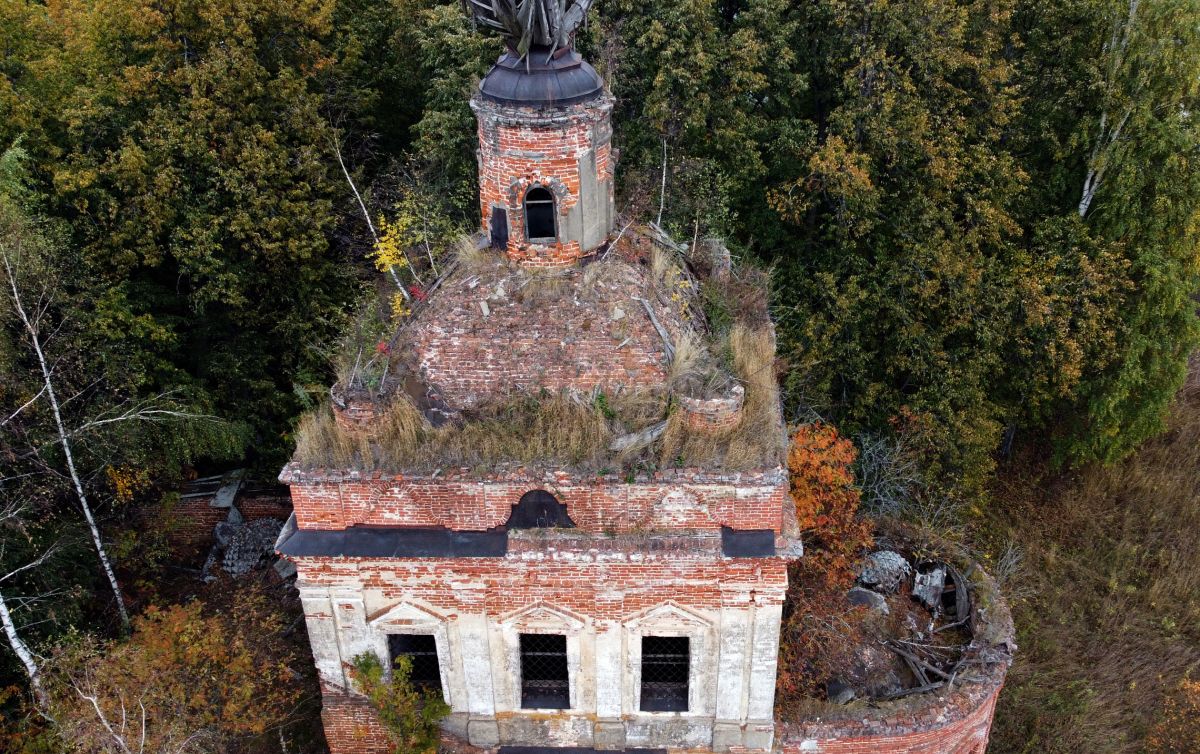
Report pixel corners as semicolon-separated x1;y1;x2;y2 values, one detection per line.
507;490;575;529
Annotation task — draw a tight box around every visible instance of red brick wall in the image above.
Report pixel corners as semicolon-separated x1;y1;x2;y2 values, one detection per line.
237;494;292;522
475;97;613;266
400;258;679;411
161;497;227;551
149;492;292;555
778;684;1002;754
284;475;787;535
320;691;391;754
294;556;788;618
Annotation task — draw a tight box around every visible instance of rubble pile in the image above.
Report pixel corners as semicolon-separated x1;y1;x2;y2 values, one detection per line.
202;515;285;581
824;547;1000;704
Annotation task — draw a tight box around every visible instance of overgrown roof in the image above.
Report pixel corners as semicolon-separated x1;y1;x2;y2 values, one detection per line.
291;227;786;477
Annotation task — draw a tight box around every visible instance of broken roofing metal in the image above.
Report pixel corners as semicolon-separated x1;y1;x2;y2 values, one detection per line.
464;0;597;59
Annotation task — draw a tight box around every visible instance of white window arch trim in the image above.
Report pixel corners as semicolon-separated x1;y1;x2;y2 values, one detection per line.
494;602;588;712
366;601;455;708
622;601;717;717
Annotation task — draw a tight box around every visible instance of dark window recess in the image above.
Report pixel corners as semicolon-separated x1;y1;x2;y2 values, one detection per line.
524;187;556;242
520;633;570;709
388;634;442;693
490;207;508;249
507;490;576;529
640;636;689;712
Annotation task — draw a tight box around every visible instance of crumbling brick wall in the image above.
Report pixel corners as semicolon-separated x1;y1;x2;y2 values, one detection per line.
474;96;615;266
282;468;788;534
776;681;1002;754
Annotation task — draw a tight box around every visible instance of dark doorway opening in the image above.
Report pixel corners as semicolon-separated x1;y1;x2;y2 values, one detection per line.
507;490;576;529
640;636;689;712
490;207;508;248
524;186;556;242
388;634;442;694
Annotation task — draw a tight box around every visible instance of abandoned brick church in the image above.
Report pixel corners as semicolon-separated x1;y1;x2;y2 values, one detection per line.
276;15;1012;754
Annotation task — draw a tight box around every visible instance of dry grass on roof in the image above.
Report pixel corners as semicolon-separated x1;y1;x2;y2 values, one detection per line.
293;394;616;473
659;324;786;472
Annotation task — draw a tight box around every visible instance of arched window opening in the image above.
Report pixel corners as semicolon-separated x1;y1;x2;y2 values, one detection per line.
524;186;556;243
507;490;575;529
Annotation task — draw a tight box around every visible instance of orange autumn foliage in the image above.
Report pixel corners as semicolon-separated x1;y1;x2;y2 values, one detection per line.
47;590;304;752
777;423;875;707
787;422;874;590
1146;678;1200;753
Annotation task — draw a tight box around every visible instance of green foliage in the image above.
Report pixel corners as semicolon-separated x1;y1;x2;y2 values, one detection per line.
3;0;356;465
1012;0;1200;465
409;4;497;217
350;652;449;754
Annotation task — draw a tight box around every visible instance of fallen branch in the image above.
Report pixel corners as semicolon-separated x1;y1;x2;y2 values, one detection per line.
632;296;674;361
609;420;668;453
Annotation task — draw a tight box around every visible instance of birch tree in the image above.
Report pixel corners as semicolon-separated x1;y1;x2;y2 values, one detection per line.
0;496;57;712
1074;0;1200;218
0;236;131;630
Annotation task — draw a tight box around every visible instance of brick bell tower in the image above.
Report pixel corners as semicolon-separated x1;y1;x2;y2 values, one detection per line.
472;45;616;266
277;6;794;754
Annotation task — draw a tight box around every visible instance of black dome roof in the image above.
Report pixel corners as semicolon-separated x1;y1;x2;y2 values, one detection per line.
478;46;605;107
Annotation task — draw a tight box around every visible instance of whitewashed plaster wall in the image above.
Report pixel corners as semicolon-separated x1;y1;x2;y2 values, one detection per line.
296;573;783;752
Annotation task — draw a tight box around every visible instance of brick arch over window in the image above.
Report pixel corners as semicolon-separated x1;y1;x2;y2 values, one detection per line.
506;490;576;529
523;185;557;242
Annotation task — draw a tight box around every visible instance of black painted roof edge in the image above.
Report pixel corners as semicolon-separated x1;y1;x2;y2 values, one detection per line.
277;526;508;558
478;46;605;107
720;526;777;558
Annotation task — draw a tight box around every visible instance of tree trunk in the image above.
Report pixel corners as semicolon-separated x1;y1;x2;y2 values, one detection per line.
3;256;131;630
0;589;48;710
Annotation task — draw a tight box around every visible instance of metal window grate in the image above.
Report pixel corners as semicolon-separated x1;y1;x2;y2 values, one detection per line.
640;636;689;712
520;633;569;709
524;187;556;242
388;634;442;693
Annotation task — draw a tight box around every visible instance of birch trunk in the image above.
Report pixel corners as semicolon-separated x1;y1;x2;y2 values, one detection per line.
332;138;416;297
0;589;48;710
1078;0;1139;217
2;255;131;630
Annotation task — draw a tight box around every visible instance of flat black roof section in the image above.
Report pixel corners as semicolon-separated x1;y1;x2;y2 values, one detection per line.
721;527;777;558
277;526;507;558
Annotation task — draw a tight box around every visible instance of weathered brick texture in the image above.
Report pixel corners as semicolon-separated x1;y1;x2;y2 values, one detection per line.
283;469;788;535
295;555;787;619
777;682;1002;754
399;259;677;411
473;95;615;266
320;691;390;754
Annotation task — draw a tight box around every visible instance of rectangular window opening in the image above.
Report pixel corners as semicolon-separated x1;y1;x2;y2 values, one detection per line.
640;636;689;712
388;633;442;694
520;633;569;709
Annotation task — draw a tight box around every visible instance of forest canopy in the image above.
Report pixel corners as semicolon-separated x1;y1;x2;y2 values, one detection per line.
0;0;1197;751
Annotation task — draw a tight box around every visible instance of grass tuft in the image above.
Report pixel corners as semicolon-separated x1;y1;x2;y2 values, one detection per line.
985;384;1200;754
659;324;785;471
293;394;614;473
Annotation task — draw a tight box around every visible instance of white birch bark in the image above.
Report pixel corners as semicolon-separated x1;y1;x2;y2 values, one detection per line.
2;253;131;630
0;589;47;709
1078;0;1139;217
332;138;416;296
